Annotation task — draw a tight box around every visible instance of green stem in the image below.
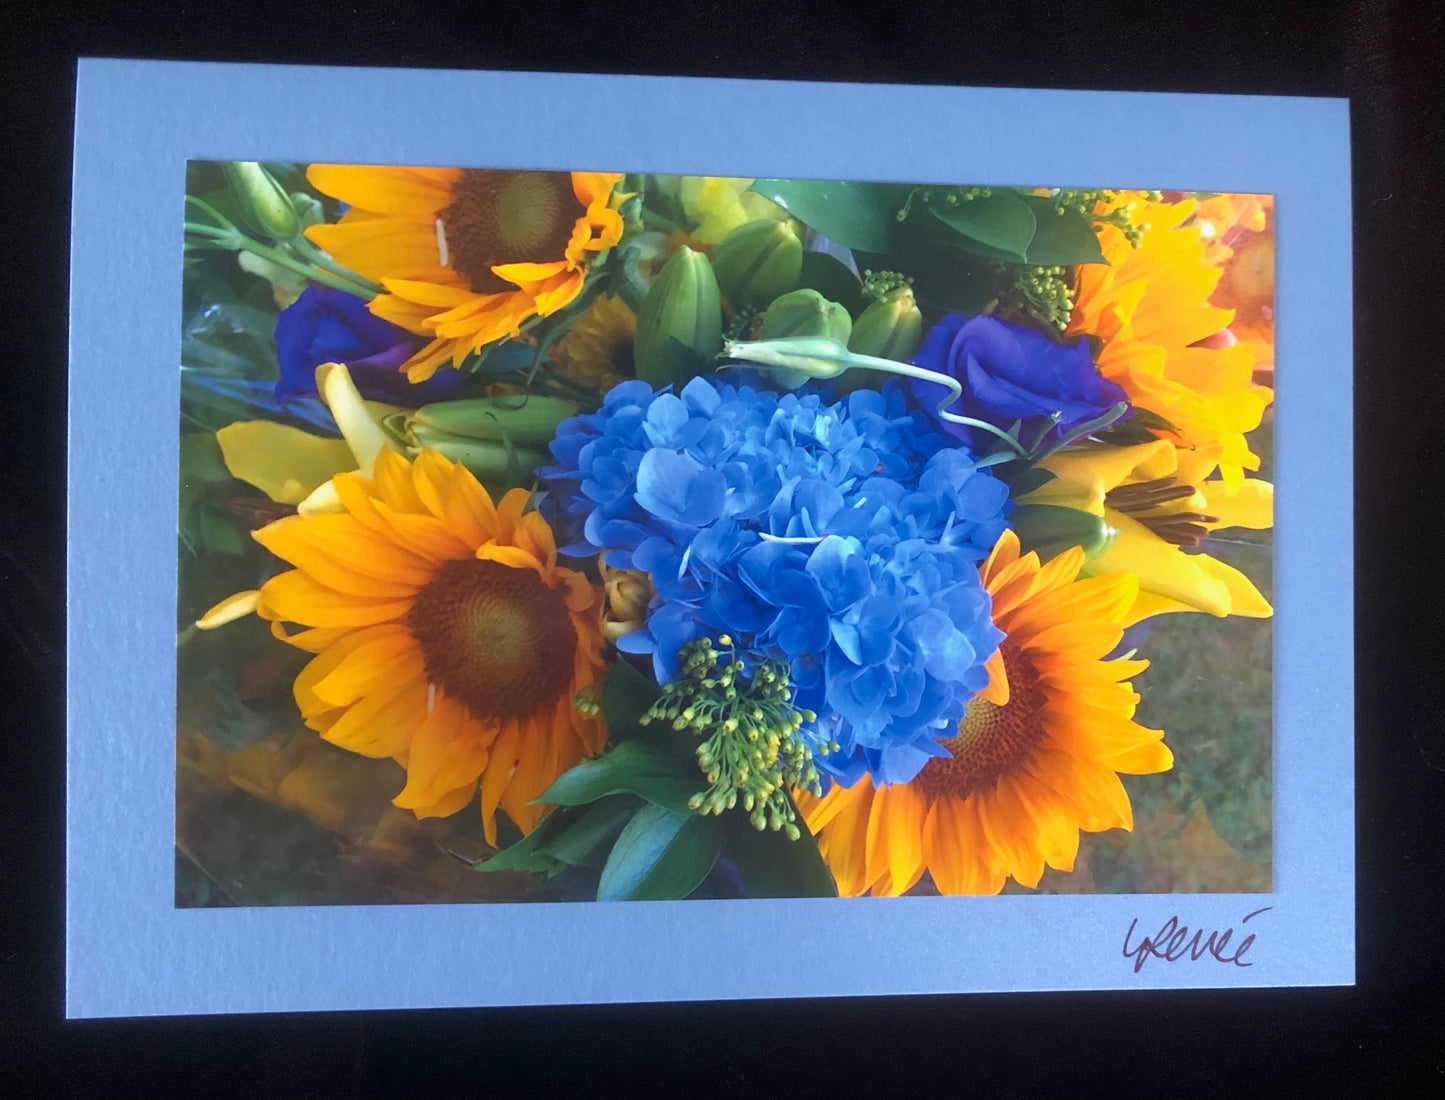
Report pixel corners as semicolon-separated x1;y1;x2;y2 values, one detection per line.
1029;401;1130;462
288;234;385;295
618;266;650;313
843;351;1030;457
536;366;604;404
183;194;377;298
1025;411;1064;452
237;235;376;298
184;194;233;231
182;221;233;242
642;209;684;235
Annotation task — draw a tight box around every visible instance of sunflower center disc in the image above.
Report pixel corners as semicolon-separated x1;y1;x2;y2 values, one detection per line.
916;643;1047;799
440;170;578;294
406;557;577;723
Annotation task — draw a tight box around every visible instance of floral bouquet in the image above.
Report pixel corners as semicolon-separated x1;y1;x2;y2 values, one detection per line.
178;163;1274;904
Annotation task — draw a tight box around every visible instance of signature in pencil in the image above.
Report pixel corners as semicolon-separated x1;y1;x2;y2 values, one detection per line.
1122;906;1272;973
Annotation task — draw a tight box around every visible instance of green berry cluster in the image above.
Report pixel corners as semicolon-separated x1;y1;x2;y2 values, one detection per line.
572;684;603;716
725;302;763;342
860;269;914;303
1044;187;1162;247
640;636;838;839
1009;264;1076;332
897;185;996;222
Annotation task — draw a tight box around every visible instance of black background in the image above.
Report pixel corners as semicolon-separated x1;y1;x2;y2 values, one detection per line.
3;0;1443;1092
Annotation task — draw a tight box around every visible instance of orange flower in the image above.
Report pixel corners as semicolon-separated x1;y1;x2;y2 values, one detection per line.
251;446;610;844
1198;195;1275;382
305;166;625;382
1069;195;1272;489
796;529;1171;895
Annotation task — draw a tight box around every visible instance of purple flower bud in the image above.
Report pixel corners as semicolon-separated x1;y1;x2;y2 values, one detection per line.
911;314;1128;448
274;286;473;406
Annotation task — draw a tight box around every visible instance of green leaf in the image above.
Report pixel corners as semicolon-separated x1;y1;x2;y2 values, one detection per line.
723;800;838;898
193;505;244;556
535;740;702;814
538;795;642;870
179;432;232;518
999;465;1058;497
929;194;1037;262
596;804;722;901
474;805;584;874
1096;420;1164;446
1019;197;1108;266
1127;406;1179;433
602;658;662;738
796;251;865;318
747;180;896;253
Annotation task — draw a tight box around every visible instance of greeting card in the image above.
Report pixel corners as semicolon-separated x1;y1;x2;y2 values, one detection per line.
67;59;1353;1017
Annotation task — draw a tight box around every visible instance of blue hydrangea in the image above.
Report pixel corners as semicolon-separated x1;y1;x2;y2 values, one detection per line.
541;373;1011;785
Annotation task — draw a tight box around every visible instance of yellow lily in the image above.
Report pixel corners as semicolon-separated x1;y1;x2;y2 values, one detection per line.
1021;438;1272;626
196;363;401;630
213;362;403;517
679;177;789;245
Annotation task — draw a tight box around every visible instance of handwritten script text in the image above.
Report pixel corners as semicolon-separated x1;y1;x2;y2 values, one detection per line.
1122;906;1271;973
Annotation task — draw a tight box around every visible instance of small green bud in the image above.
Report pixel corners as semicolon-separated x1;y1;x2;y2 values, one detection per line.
222;161;301;240
418;438;551;487
1009;503;1118;562
407;395;577;447
759;288;853;345
723;334;856;389
634;245;723;387
849;286;923;360
711;219;803;310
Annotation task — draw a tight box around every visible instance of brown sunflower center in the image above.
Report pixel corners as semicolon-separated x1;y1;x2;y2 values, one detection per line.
1104;477;1219;547
406;557;577;723
916;644;1047;799
439;170;578;294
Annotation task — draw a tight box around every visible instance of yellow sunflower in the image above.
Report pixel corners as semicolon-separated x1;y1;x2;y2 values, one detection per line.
250;445;610;844
1069;194;1272;490
305;166;625;383
550;293;636;393
796;529;1172;896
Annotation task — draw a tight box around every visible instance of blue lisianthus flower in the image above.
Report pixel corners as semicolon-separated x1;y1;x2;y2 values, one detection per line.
910;313;1128;449
543;373;1011;783
274;286;474;405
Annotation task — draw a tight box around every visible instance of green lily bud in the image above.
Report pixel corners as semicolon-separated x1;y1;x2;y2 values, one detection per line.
406;395;577;447
420;438;551;488
711;218;803;309
758;288;853;345
1009;504;1118;562
723;335;855;390
222;161;301;240
634;245;723;387
848;286;923;360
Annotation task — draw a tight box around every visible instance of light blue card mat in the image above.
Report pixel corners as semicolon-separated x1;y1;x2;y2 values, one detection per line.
68;58;1351;1017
